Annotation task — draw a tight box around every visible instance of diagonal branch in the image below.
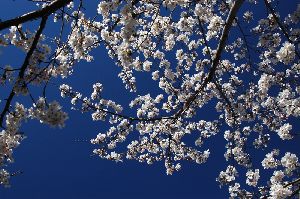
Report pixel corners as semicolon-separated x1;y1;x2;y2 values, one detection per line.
0;0;71;31
0;16;48;128
19;16;48;79
174;0;244;118
264;0;300;59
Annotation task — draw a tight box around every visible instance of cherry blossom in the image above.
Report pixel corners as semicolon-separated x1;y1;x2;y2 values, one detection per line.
0;0;299;197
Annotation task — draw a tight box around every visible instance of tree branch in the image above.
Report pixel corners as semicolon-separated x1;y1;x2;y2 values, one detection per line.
0;0;71;31
264;0;300;59
174;0;244;118
0;16;48;128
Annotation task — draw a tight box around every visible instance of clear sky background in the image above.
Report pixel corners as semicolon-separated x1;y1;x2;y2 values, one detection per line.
0;1;299;198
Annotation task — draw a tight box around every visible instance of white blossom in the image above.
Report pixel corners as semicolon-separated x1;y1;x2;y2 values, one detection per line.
281;152;298;174
276;123;293;140
246;169;260;187
276;42;295;64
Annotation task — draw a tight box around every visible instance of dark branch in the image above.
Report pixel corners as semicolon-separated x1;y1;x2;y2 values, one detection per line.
264;0;300;59
0;16;48;128
0;0;71;31
174;0;244;118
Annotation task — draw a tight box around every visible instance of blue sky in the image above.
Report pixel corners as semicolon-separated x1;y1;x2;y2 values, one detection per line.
0;1;299;198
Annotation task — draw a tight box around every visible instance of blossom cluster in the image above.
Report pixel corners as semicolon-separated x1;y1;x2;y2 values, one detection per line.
54;0;300;197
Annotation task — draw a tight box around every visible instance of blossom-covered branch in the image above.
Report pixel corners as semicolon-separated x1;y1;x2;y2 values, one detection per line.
0;0;72;31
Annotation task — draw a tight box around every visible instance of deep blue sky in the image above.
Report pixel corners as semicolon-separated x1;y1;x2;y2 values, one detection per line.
0;1;299;199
